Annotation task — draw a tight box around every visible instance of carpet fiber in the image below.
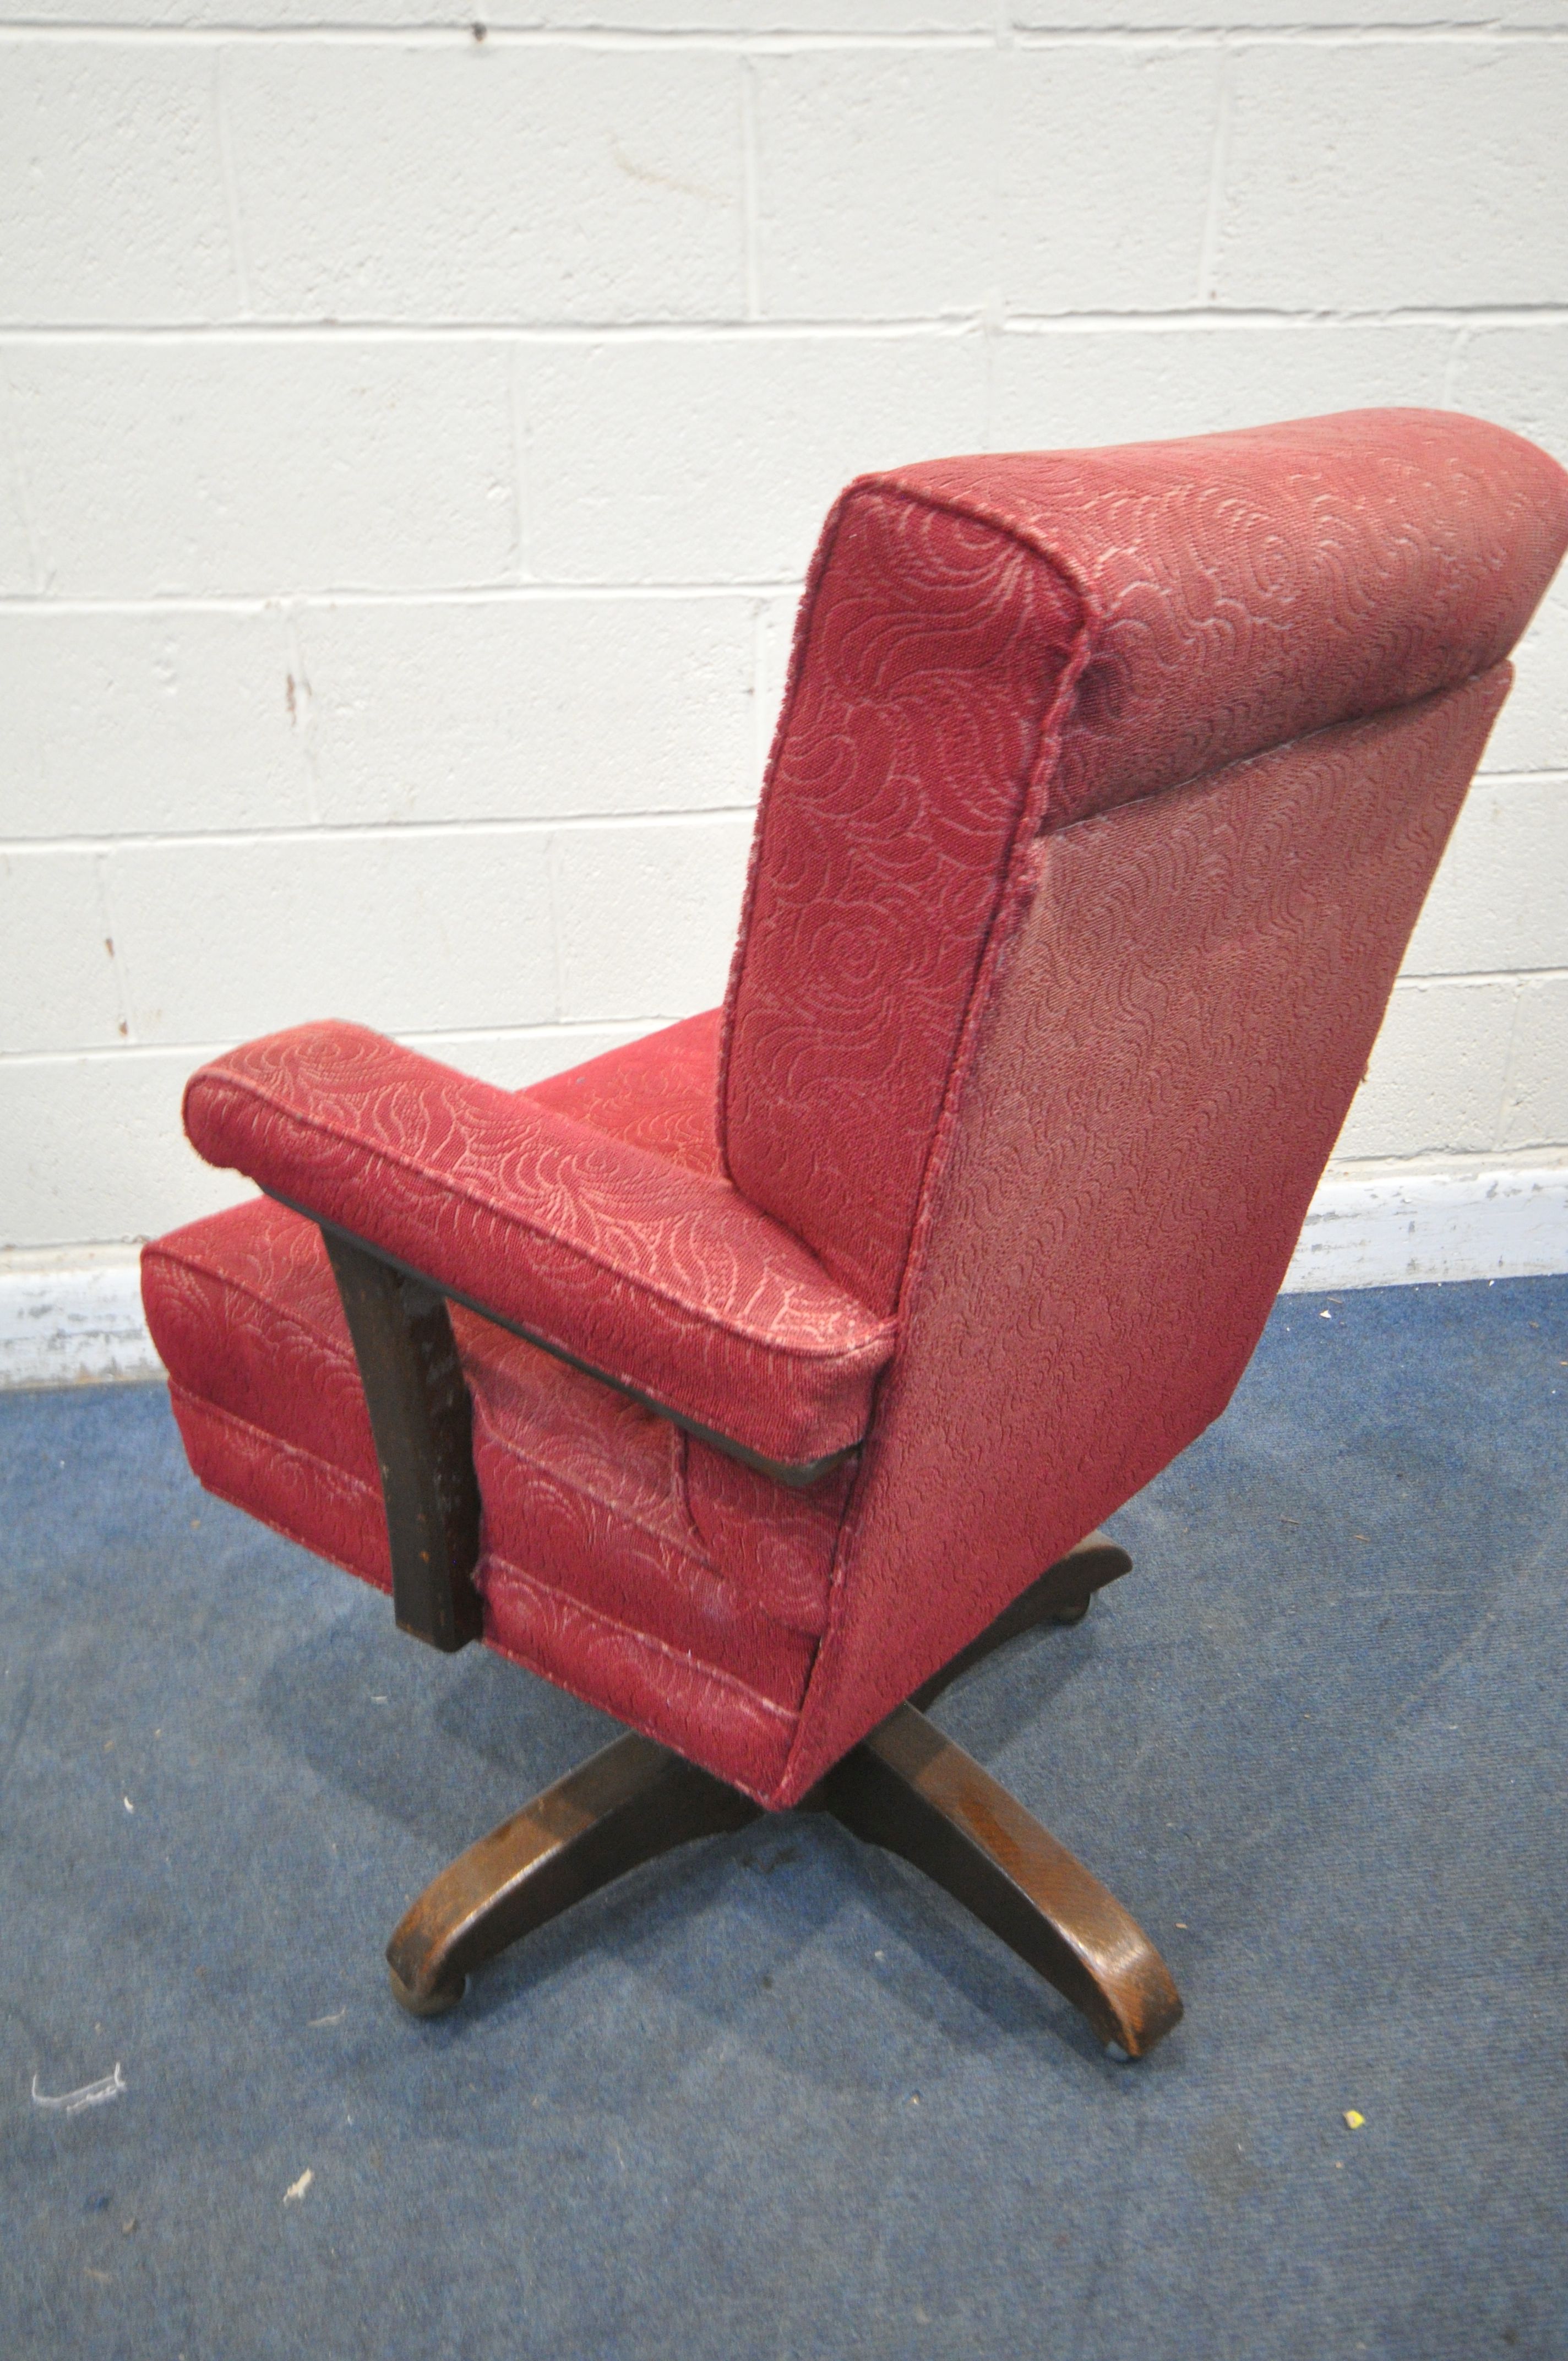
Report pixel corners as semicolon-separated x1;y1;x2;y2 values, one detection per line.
2;1276;1565;2360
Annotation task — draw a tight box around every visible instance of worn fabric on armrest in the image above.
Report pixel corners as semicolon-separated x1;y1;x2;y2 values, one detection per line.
182;1021;895;1472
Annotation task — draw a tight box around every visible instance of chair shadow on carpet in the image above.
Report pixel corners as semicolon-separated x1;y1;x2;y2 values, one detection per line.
245;1324;1552;2086
251;1564;1129;2074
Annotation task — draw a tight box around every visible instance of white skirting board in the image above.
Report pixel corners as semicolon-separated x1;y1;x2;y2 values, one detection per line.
2;1167;1566;1390
1278;1166;1568;1294
0;1247;158;1390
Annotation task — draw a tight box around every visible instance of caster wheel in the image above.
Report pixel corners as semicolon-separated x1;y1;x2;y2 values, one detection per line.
389;1963;466;2018
1050;1591;1092;1627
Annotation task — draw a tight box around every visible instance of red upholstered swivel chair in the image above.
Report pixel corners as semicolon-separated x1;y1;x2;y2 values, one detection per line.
143;409;1568;2058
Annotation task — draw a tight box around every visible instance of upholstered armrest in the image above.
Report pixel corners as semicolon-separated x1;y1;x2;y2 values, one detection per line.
182;1021;895;1478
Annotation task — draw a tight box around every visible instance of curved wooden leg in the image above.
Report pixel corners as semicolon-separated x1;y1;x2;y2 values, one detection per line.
385;1732;761;2014
910;1531;1131;1711
821;1702;1182;2059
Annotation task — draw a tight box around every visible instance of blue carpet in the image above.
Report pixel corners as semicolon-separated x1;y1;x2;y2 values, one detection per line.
1;1277;1565;2360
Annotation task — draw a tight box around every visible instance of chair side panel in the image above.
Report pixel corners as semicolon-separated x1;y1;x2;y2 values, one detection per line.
778;665;1510;1799
721;484;1083;1314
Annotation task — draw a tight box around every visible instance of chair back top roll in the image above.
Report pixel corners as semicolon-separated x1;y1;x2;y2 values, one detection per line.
720;409;1568;1319
883;407;1568;829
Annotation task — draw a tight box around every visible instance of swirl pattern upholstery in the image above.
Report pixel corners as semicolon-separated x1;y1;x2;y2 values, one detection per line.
181;1019;895;1472
143;408;1568;1809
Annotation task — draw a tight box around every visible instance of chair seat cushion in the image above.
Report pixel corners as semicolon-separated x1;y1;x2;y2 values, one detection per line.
143;1018;853;1800
522;1008;726;1178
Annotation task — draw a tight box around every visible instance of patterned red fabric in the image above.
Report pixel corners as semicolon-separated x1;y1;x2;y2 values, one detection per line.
143;1188;836;1796
150;407;1568;1809
478;1556;799;1800
182;1020;894;1471
720;489;1084;1310
524;1009;723;1178
145;1195;382;1492
721;408;1567;1314
775;666;1512;1797
886;410;1568;830
170;1386;392;1593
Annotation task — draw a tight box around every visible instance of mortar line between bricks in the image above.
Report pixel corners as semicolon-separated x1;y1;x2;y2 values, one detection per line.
90;851;136;1049
0;319;984;342
12;591;1541;628
1397;970;1568;992
1491;976;1529;1154
211;47;253;318
4;307;1566;342
1387;968;1568;993
1;954;1556;998
0;321;984;345
751;600;772;796
1321;1146;1568;1174
0;1019;699;1071
3;771;1559;855
1014;21;1568;43
0;369;47;595
2;19;1567;41
0;808;763;856
0;584;808;613
506;342;531;585
1442;322;1470;412
972;304;1568;329
739;54;762;323
282;600;323;825
543;829;566;1029
0;21;995;45
1195;39;1235;306
7;976;1568;1073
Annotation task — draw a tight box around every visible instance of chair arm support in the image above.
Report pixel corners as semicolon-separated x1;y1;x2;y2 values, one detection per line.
183;1021;896;1477
322;1231;485;1653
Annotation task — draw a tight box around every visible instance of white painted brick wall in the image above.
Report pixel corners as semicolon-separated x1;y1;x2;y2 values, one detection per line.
4;342;519;593
226;49;747;323
754;49;1223;318
1;4;1565;1296
300;596;760;824
1216;44;1568;312
525;335;989;580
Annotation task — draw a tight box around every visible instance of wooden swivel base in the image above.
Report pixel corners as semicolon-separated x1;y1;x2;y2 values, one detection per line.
385;1534;1183;2059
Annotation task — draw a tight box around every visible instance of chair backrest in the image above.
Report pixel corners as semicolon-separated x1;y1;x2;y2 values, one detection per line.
720;409;1568;1803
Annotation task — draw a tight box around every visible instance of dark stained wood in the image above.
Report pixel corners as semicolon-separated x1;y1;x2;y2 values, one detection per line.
323;1228;484;1654
908;1531;1131;1712
385;1732;761;2014
375;1524;1180;2055
271;1190;858;1492
822;1702;1182;2059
